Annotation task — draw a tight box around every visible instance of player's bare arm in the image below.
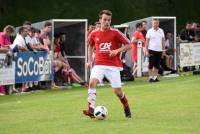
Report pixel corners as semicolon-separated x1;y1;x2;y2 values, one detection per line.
145;38;150;57
86;44;94;69
109;44;131;57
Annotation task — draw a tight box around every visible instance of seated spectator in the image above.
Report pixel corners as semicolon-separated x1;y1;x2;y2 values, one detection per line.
164;31;174;68
53;34;87;87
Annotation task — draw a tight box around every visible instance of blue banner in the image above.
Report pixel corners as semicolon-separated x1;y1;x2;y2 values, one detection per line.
15;51;53;83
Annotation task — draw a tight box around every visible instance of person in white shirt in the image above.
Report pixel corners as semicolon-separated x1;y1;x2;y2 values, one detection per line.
25;27;42;51
145;19;165;82
10;27;28;52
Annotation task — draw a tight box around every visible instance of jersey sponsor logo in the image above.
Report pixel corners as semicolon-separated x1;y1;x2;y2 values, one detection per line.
95;37;100;41
99;42;112;52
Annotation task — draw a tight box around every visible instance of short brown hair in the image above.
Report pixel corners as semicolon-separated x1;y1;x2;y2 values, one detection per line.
44;21;52;27
153;18;159;22
98;10;112;19
23;21;31;26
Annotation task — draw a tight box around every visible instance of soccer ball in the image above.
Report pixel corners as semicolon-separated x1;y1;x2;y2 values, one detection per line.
94;106;108;120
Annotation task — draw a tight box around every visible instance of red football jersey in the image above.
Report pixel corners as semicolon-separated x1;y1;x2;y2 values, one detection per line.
132;31;145;62
88;28;130;68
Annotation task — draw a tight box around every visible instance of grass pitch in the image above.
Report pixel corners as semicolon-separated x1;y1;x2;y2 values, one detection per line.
0;74;200;134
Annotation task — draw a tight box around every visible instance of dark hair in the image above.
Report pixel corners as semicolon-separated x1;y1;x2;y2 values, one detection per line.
142;20;147;23
136;23;142;28
186;21;192;25
30;27;36;33
153;18;159;22
18;27;27;34
23;21;31;26
95;21;100;25
34;28;41;33
99;10;112;19
54;33;61;38
44;21;52;27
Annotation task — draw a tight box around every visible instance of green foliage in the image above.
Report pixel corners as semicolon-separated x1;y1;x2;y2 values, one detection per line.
0;0;200;32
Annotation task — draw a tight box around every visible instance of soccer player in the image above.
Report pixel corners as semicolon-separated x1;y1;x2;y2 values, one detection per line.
83;9;132;118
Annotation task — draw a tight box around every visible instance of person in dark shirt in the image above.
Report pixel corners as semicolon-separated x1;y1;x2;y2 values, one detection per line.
179;22;195;42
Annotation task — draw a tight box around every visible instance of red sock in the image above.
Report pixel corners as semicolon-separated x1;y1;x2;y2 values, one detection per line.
62;70;68;82
119;94;129;109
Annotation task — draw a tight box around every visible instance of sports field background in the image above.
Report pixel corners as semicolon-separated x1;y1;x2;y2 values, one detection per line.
1;0;200;30
0;74;200;134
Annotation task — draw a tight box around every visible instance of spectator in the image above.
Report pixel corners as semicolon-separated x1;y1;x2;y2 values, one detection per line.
0;25;15;48
25;27;42;51
124;26;131;40
94;21;101;29
179;22;195;42
191;22;199;42
10;26;29;92
131;22;145;77
145;19;165;82
23;21;31;31
141;20;147;38
0;25;15;95
39;21;52;51
53;34;87;87
88;24;95;36
164;31;174;68
10;26;29;52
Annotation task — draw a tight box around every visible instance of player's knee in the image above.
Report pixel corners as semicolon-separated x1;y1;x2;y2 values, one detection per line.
89;79;98;88
114;88;123;97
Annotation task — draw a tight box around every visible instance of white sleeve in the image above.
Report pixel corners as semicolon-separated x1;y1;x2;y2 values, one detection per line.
146;30;150;39
10;43;16;50
161;29;165;38
25;36;31;44
10;37;19;49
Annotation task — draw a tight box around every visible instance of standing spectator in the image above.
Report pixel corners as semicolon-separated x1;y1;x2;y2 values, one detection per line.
88;24;95;36
179;22;195;42
25;27;42;51
39;21;52;51
23;21;31;31
10;27;28;52
131;23;145;77
10;27;29;92
0;25;15;48
191;22;199;42
94;21;101;29
164;31;174;68
141;20;147;38
0;25;15;95
145;19;165;82
124;26;131;40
